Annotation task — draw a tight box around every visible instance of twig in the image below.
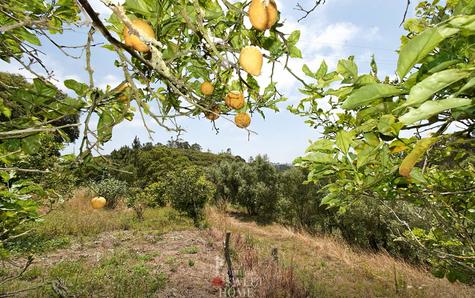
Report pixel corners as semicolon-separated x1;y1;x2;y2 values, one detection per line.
0;256;33;286
294;1;326;23
0;123;80;139
0;284;49;298
439;188;475;196
85;27;95;87
400;0;411;27
0;168;50;173
0;18;48;33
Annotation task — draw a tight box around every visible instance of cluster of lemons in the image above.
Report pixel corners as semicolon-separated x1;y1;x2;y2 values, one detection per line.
201;0;279;129
115;0;279;130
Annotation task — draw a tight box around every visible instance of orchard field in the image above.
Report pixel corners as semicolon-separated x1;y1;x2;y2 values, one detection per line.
1;0;475;297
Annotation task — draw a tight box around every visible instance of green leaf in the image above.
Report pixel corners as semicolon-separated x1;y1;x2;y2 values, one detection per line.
370;55;378;76
320;193;338;206
315;60;328;80
124;0;154;18
409;167;428;184
289;46;302;58
399;97;473;125
377;115;397;136
0;99;11;118
64;79;89;96
17;28;41;46
354;74;377;86
402;69;469;108
301;152;336;164
306;139;335;153
336;131;354;155
302;64;314;78
342;83;404;110
287;30;301;46
21;134;41;154
337;58;358;80
397;26;459;78
97;111;114;143
449;14;475;31
456;76;475;96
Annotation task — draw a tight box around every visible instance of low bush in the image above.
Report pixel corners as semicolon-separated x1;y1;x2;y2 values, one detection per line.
165;166;215;226
89;178;127;208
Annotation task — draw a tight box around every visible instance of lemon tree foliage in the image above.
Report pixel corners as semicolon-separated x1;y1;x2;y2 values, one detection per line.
292;0;475;282
0;0;301;253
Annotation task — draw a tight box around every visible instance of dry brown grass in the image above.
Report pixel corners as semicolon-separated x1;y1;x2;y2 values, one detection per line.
206;227;311;298
36;188;133;238
207;208;475;298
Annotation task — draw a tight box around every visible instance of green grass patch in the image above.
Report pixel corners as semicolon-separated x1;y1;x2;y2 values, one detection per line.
179;245;199;254
1;249;168;297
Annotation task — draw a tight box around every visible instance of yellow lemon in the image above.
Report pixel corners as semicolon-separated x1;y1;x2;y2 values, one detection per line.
200;81;214;96
123;19;155;52
205;107;220;121
235;112;251;128
225;91;245;110
239;46;263;76
248;0;279;31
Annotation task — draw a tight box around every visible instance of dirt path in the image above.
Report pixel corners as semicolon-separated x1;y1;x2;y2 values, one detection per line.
208;209;475;298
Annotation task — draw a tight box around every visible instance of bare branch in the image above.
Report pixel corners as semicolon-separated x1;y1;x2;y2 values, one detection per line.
0;256;33;286
0;18;48;33
294;1;326;23
0;168;50;173
400;0;411;27
0;123;81;139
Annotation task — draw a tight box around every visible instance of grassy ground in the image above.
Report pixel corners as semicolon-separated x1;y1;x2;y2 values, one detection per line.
1;191;214;297
1;193;475;297
207;208;475;298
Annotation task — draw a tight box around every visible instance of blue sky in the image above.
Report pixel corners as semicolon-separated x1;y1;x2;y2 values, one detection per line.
2;0;416;163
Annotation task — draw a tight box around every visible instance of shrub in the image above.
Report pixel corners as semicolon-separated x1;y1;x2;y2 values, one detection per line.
210;155;279;221
0;175;41;257
90;178;127;208
164;166;215;226
144;182;167;207
277;167;335;233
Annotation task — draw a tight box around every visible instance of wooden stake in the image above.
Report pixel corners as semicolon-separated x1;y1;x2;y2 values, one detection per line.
224;232;234;286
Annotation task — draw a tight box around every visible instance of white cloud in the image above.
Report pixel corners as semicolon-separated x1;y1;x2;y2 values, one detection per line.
0;61;36;80
255;21;362;98
89;0;113;19
98;74;121;89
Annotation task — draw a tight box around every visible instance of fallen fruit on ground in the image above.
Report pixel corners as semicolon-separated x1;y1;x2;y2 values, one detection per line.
200;81;214;96
239;46;263;76
225;91;245;110
123;19;155;52
248;0;279;31
91;197;107;209
235;112;251;128
205;107;220;121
